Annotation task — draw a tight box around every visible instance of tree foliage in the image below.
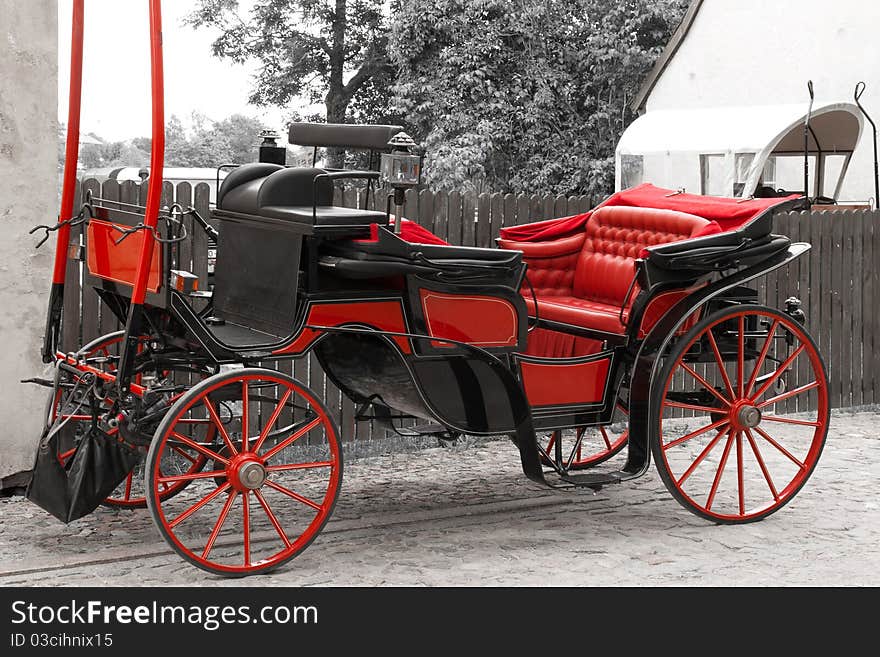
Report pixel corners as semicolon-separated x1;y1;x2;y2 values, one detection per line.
390;0;688;196
187;0;396;165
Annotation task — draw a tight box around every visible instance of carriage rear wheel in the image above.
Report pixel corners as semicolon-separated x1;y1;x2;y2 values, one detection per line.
52;331;208;508
540;396;628;471
651;304;829;524
146;368;343;576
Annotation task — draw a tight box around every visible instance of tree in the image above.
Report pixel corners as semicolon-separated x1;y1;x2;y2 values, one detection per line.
187;0;396;167
163;113;268;167
390;0;688;196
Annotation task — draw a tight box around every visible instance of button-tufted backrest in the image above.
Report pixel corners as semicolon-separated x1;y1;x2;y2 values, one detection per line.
498;233;585;297
573;206;711;305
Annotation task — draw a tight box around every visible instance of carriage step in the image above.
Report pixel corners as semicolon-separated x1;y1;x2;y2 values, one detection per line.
560;471;623;490
394;423;446;437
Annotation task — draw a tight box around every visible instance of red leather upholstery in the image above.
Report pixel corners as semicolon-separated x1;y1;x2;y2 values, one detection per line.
506;206;711;336
498;233;584;297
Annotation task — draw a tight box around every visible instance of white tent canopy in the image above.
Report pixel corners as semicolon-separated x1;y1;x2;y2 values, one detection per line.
616;102;863;199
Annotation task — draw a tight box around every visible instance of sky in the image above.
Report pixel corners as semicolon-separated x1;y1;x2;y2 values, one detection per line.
57;0;300;142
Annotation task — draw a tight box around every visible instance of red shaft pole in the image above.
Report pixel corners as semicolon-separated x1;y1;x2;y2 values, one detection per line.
130;0;165;305
52;0;85;285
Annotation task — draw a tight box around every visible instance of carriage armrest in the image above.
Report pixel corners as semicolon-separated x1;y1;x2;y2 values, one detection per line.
497;233;585;257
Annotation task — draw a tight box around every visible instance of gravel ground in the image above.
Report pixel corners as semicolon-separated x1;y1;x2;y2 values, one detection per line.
0;407;877;586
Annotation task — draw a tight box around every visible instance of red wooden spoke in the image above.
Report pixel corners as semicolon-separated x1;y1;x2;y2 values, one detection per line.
202;490;238;560
261;417;322;462
737;316;745;397
158;469;227;484
663;416;730;451
241;381;249;453
615;402;628;414
203;398;238;456
598;427;611;450
265;480;322;512
680;362;731;407
753;426;806;470
254;489;292;549
676;427;728;486
265;461;333;473
750;344;806;401
252;388;292;455
169;482;231;529
171;431;228;464
59;414;91;421
758;381;820;409
745;428;779;501
171;445;198;464
123;472;133;501
663;400;726;415
242;492;251;567
545;432;557;454
735;431;745;516
705;431;735;511
705;327;735;400
762;416;821;427
745;319;779;397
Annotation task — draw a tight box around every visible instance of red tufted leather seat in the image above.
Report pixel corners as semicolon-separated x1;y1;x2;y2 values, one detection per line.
500;206;713;336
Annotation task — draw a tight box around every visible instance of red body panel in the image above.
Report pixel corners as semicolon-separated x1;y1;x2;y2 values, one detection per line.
87;219;162;293
519;356;611;407
273;300;411;355
419;290;519;348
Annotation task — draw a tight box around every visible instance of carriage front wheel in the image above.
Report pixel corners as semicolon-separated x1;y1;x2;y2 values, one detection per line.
651;304;829;524
146;368;343;576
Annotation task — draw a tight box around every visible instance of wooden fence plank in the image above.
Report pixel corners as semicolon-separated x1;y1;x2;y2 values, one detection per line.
865;211;877;405
192;183;211;290
553;195;568;219
847;214;860;407
516;194;530;226
830;213;843;409
433;190;449;242
461;192;476;248
447;190;462;246
872;210;880;406
418;189;434;231
476;193;491;247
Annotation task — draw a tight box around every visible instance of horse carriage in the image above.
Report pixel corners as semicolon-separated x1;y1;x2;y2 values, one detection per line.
25;0;829;576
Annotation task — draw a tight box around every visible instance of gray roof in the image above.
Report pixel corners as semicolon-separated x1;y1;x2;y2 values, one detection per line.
631;0;705;113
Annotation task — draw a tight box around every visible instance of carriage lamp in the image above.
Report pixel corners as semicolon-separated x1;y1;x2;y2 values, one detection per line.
381;132;422;234
258;131;287;165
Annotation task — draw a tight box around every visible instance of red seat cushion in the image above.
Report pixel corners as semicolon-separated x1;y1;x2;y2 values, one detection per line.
511;205;713;336
525;296;625;335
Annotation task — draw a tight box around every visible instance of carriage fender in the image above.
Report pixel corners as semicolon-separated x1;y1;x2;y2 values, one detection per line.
622;243;811;475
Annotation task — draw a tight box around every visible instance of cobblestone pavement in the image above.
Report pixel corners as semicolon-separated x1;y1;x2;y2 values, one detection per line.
0;408;877;586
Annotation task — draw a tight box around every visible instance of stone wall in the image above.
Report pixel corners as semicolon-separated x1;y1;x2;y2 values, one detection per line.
0;1;57;486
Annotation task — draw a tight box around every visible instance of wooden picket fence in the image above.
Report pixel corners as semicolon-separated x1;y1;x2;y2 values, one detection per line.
58;179;879;442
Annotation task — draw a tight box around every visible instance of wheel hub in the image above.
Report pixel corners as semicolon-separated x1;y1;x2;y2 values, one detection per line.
732;402;762;430
228;454;268;491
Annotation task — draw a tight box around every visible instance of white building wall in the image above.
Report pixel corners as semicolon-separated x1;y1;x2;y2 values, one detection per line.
645;0;880;202
0;1;57;484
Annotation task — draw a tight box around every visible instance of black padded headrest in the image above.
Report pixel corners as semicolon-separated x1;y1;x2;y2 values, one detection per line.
288;123;404;151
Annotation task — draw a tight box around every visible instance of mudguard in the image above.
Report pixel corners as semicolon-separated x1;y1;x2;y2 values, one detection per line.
622;243;811;476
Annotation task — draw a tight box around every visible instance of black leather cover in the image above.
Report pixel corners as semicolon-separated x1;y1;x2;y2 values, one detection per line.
217;163;386;227
288;123;403;150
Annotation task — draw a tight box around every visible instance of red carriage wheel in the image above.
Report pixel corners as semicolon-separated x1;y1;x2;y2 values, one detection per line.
51;331;208;508
651;305;829;524
540;397;629;471
146;368;343;576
